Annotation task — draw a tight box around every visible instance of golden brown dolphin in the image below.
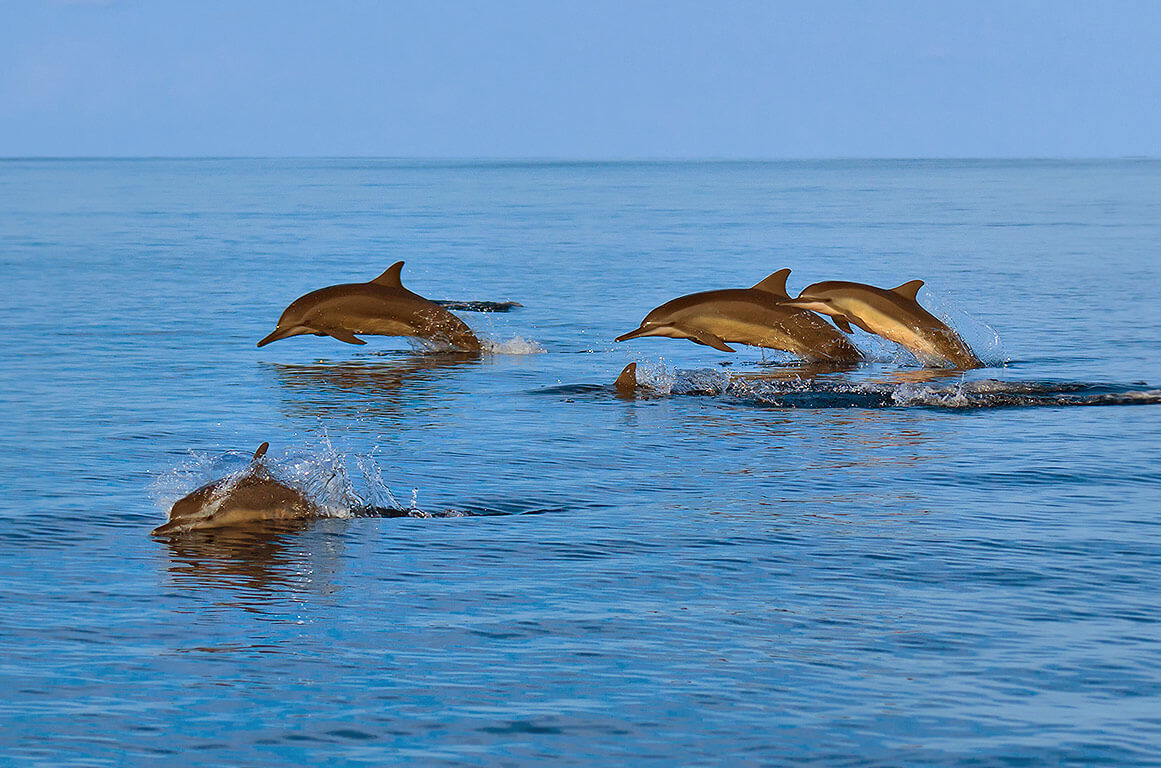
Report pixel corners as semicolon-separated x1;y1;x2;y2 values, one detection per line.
782;279;982;369
151;443;320;536
258;262;481;351
614;269;862;362
617;269;863;362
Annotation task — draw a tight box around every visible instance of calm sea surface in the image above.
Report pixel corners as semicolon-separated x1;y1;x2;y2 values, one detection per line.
2;159;1160;766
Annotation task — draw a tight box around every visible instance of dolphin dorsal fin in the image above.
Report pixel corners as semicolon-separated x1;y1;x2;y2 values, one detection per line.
891;280;924;301
369;261;405;288
751;268;791;298
252;442;269;462
614;363;638;393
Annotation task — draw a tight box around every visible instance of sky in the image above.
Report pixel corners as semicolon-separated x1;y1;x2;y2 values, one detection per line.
2;0;1159;158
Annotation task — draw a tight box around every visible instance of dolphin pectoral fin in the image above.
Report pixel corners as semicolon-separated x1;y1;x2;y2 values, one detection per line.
252;442;269;462
322;328;367;345
831;315;854;334
687;329;735;353
846;315;876;335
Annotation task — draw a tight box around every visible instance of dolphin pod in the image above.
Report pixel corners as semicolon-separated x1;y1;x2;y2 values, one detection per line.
152;442;320;535
156;262;991;535
258;261;482;351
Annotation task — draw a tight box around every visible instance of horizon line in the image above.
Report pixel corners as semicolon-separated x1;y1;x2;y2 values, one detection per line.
1;154;1157;163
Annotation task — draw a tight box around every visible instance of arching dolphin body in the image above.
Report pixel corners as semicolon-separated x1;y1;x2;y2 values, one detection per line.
782;280;982;369
258;262;482;351
151;443;320;535
614;269;862;362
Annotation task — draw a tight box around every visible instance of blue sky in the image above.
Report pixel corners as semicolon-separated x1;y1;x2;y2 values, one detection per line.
2;0;1159;158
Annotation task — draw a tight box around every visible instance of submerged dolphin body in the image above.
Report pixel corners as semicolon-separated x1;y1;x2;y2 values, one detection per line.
614;269;862;362
782;280;982;369
258;262;482;351
151;443;320;535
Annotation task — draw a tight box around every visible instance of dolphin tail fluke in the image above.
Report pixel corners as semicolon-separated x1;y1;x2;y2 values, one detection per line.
614;363;638;393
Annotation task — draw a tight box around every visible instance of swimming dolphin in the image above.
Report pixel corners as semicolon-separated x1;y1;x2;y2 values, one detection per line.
151;443;321;535
257;262;482;351
614;269;863;362
781;279;982;369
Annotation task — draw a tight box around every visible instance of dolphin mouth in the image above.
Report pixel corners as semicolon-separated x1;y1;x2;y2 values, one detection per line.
257;327;296;347
151;519;188;536
615;325;654;342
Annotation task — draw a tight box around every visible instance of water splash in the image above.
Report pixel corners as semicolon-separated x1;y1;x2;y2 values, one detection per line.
483;336;547;355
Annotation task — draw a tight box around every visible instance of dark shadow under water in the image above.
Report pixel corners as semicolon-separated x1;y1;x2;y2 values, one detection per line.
543;364;1161;410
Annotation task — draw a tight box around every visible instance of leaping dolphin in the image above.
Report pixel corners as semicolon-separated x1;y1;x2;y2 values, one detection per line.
614;269;863;362
258;262;482;351
152;443;320;535
782;279;982;369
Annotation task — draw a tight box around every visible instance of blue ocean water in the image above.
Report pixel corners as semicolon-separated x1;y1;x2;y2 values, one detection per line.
1;159;1160;766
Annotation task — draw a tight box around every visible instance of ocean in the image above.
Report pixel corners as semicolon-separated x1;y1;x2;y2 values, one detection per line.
1;158;1159;766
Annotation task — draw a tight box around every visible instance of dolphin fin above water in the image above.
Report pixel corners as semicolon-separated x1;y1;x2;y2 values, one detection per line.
369;261;406;288
750;268;792;298
614;363;638;394
890;280;924;300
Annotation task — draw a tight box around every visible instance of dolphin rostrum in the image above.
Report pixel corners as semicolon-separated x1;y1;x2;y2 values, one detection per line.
782;279;982;369
614;269;862;362
152;443;321;535
257;262;482;351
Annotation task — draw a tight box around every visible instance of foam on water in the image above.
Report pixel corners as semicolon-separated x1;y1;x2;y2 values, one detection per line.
482;335;547;355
